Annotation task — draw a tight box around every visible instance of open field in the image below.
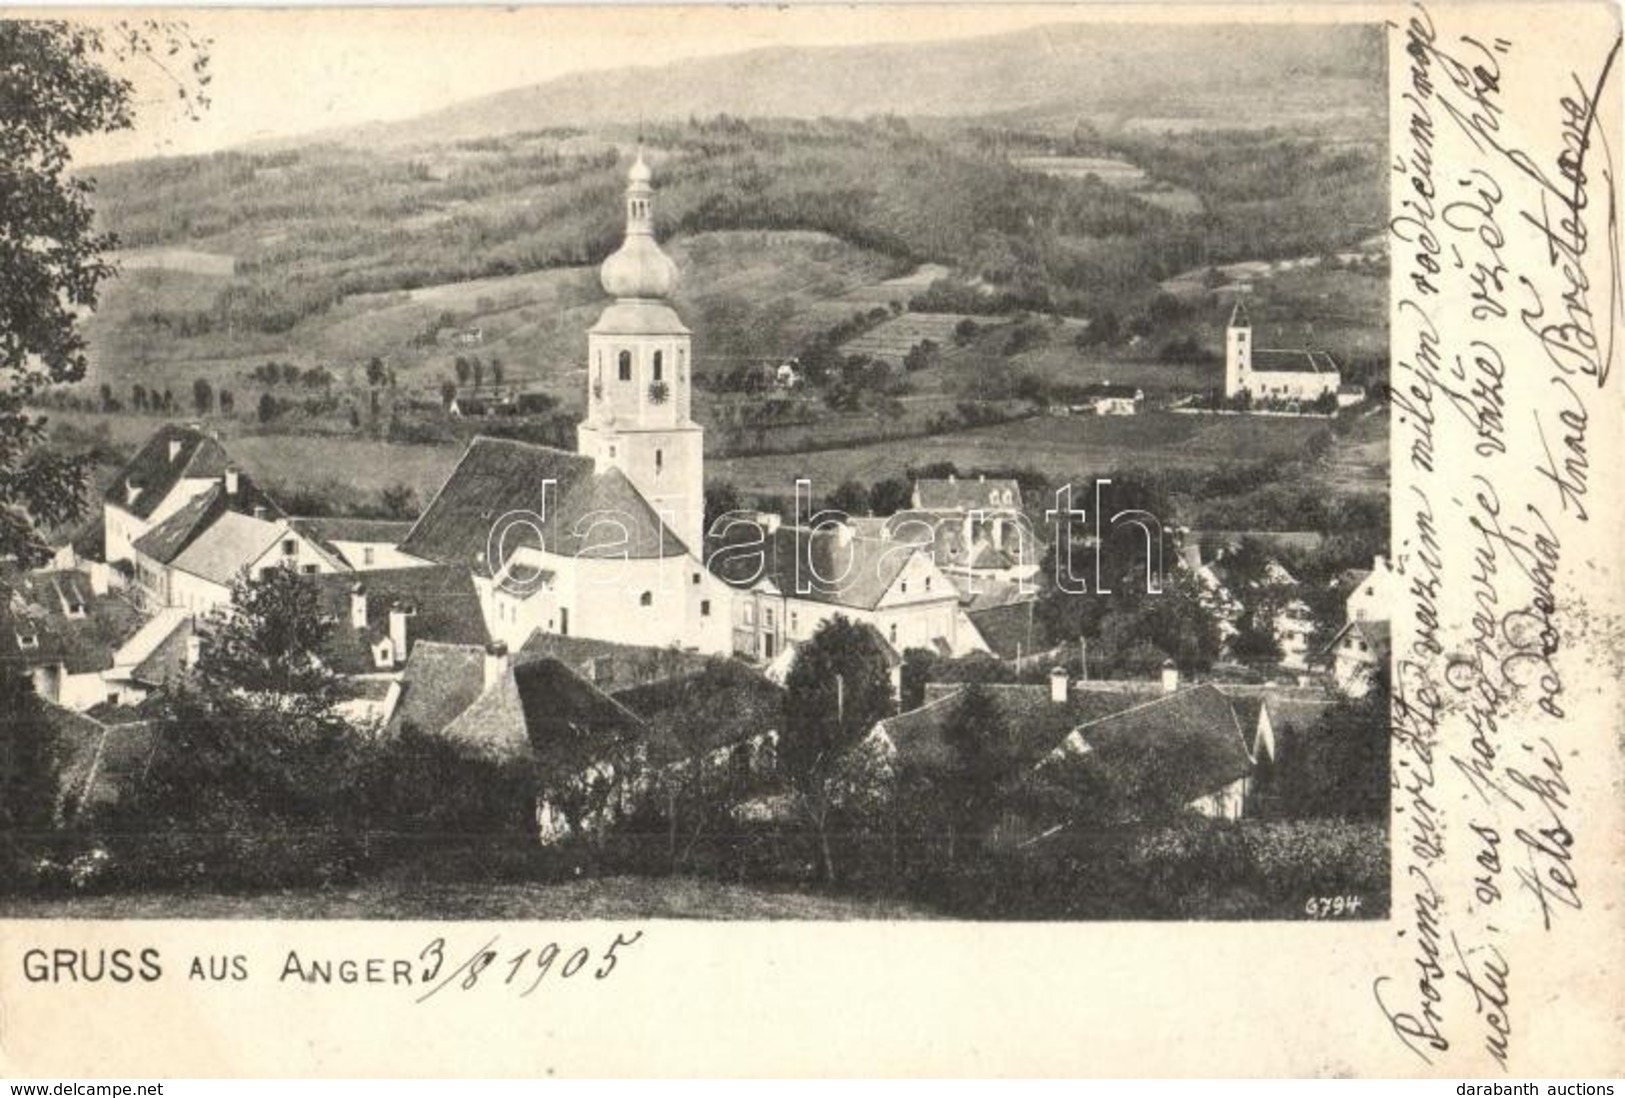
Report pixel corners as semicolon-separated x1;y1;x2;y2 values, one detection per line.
0;876;930;920
712;410;1348;495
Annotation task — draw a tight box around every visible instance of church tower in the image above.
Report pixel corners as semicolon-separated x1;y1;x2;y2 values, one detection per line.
1224;300;1252;398
577;153;706;552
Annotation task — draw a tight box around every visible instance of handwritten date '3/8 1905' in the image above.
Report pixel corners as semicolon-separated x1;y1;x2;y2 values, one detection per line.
414;931;644;1003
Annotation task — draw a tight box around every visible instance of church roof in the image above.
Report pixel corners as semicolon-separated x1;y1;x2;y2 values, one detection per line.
590;300;690;336
1228;300;1251;329
399;437;689;566
1249;348;1339;375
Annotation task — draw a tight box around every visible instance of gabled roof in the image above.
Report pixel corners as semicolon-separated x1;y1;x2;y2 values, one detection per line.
386;641;486;737
168;511;285;587
711;524;943;611
912;477;1022;512
441;656;667;766
47;701;157;816
965;600;1042;661
399;437;687;565
1;568;146;674
878;510;1044;573
1049;683;1254;815
877;681;1160;772
517;629;712;690
1322;618;1391;663
288;517;414;546
305;566;489;675
132;478;284;565
108;425;233;519
1250;348;1340;375
612;659;784;757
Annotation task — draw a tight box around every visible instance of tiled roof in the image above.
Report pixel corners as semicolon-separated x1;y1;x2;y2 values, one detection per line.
517;629;712;690
878;511;1044;573
168;511;284;587
1;569;146;674
711;524;942;611
288;517;414;546
386;641;486;736
108;425;233;519
965;600;1042;661
400;437;687;565
305;566;488;675
612;659;784;756
878;681;1160;772
132;478;283;565
913;477;1022;512
442;656;669;766
1048;683;1254;816
1250;348;1340;375
46;701;157;816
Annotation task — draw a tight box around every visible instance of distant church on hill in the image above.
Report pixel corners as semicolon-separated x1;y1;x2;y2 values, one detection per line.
1223;301;1340;404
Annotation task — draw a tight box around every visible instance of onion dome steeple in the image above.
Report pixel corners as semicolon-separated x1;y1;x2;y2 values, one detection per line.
599;151;679;300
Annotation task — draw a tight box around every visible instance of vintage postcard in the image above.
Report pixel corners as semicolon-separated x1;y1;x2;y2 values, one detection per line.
0;1;1620;1079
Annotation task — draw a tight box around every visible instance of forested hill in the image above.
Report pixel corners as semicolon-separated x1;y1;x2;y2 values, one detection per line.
273;21;1383;151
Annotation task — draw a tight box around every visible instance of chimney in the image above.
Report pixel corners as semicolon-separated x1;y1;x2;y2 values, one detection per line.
388;600;413;664
350;582;367;630
1373;554;1387;574
125;480;140;507
1161;659;1180;694
483;640;510;691
252;505;268;521
1049;666;1069;704
168;439;183;463
224;465;239;497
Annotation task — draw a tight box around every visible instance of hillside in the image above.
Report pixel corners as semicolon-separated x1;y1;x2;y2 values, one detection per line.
275;21;1383;150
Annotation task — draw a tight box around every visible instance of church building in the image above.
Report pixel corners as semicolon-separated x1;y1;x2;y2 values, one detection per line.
1223;301;1340;405
398;153;733;656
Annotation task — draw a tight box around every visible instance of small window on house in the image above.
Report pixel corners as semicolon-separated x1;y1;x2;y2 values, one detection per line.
653;350;664;381
790;611;799;633
764;608;775;628
692;573;701;585
609;445;617;459
301;564;318;575
282;539;296;556
16;631;38;650
618;351;633;381
640;591;653;607
889;623;898;644
900;580;908;594
925;576;932;592
363;546;375;566
701;600;711;617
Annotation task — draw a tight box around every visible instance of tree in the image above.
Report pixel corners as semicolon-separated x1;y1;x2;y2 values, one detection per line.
490;357;504;388
199;567;340;700
218;388;234;415
365;356;387;388
471;356;485;390
867;476;913;517
379;484;417;520
939;683;1021;859
782;616;895;883
1;20;208;566
902;339;941;372
440;379;457;409
257;392;279;423
0;666;61;871
192;377;213;416
703;480;744;537
825;479;870;517
131;383;147;412
454;356;472;386
898;647;941;711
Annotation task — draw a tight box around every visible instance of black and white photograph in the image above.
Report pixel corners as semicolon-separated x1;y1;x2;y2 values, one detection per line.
0;9;1395;924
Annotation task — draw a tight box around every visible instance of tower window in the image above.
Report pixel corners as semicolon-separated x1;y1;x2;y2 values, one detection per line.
652;350;663;381
618;350;632;381
655;449;664;473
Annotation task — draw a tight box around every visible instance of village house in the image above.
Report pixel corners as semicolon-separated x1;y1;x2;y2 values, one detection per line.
134;503;346;616
1323;618;1390;697
0;565;193;711
103;424;241;565
710;515;988;673
1337;554;1394;623
1070;382;1143;416
1223;301;1340;404
287;518;424;572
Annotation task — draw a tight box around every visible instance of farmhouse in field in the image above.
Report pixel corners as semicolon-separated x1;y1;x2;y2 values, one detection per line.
1223;301;1340;404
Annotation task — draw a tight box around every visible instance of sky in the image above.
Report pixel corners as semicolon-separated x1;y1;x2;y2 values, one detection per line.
33;4;1139;165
